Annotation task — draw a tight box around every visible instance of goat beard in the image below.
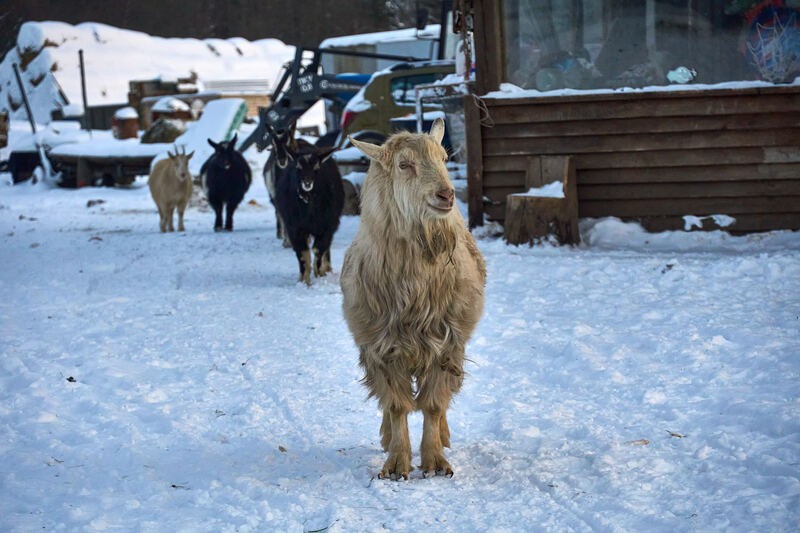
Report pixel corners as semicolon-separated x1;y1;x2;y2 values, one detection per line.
416;216;458;263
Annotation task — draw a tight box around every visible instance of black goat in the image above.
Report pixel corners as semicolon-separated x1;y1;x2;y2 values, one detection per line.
201;134;252;232
262;126;312;246
271;134;345;285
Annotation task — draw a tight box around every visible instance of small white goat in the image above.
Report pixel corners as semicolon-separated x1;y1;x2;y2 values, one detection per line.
148;147;194;232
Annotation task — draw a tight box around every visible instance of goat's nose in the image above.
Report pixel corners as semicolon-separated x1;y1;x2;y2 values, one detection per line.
437;188;454;202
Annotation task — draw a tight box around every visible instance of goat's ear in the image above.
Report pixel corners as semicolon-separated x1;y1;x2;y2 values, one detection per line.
167;149;176;159
187;150;195;160
430;117;445;145
350;137;383;162
230;133;238;146
207;139;219;149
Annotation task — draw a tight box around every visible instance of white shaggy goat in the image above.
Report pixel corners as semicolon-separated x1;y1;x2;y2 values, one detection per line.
341;118;486;480
148;147;194;232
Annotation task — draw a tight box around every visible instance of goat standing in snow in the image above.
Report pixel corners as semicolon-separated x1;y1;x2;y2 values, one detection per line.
271;131;344;285
201;134;252;232
340;119;486;480
262;125;312;246
148;146;194;232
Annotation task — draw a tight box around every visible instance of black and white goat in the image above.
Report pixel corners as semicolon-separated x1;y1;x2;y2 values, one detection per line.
270;130;345;285
201;134;252;232
263;126;312;246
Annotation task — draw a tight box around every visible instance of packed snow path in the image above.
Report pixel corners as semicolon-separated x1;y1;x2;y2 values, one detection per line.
1;179;798;532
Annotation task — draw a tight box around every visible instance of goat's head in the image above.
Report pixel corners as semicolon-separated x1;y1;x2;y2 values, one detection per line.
265;124;295;169
294;146;336;204
350;118;454;221
167;145;195;182
207;134;239;171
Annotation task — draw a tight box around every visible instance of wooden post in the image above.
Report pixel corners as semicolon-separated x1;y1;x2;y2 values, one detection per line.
464;93;485;228
504;155;580;245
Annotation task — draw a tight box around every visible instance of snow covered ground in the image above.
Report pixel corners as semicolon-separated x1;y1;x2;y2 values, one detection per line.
1;143;799;531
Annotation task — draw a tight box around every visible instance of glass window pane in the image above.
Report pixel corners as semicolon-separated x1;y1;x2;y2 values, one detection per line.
502;0;800;90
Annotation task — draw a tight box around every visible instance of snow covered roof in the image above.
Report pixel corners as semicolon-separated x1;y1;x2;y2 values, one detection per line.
486;78;800;100
151;97;191;113
319;24;440;49
0;21;295;124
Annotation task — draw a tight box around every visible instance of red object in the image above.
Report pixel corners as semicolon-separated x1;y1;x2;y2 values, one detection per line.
340;109;358;132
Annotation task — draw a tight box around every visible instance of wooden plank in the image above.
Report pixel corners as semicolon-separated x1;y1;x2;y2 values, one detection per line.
482;113;800;139
484;94;800;124
765;147;800;163
481;163;800;190
579;164;800;185
483;189;800;218
485;147;800;172
578;180;800;201
464;94;485;228
577;147;800;169
483;128;800;156
579;196;800;217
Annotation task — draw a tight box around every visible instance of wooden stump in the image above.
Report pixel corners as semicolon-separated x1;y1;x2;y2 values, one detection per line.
504;155;580;245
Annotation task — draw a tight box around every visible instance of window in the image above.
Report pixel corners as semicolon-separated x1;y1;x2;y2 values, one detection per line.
389;72;450;104
502;0;800;91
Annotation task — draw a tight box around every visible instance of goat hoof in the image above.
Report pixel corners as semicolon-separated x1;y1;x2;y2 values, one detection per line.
214;226;222;232
378;471;408;481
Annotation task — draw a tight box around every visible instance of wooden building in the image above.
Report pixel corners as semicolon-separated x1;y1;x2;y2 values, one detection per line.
464;0;800;233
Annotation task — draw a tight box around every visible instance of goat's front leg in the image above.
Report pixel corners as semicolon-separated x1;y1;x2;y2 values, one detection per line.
166;205;176;232
416;362;463;478
312;234;333;277
292;235;312;285
380;406;412;480
212;204;223;232
157;205;167;232
362;349;414;480
177;201;187;232
420;408;453;477
224;201;238;231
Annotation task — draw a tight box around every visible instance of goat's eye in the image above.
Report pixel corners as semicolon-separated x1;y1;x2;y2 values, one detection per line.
399;161;413;170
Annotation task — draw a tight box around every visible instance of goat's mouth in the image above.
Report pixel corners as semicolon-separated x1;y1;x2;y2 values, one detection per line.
427;189;455;214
